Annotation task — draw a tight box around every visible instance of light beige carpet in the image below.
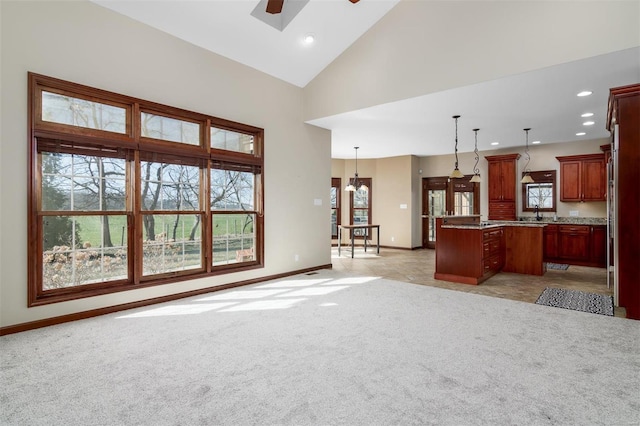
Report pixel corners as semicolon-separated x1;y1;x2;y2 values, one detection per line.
2;269;639;425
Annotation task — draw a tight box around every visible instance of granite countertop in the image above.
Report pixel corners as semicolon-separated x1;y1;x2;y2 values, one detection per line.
441;222;547;230
491;221;548;227
441;224;503;230
439;216;607;229
515;217;607;225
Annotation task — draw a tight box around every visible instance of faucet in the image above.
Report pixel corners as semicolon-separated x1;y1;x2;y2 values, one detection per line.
534;205;542;221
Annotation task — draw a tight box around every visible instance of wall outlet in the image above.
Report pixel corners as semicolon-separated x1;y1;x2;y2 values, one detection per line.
294;254;299;262
314;198;322;206
391;236;395;242
570;210;579;217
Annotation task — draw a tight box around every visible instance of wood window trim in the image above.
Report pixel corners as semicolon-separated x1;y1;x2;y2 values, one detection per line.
521;170;556;212
450;175;480;215
349;177;372;240
331;177;341;239
28;72;264;307
424;176;480;216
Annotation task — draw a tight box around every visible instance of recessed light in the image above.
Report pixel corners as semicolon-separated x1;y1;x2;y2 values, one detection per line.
532;140;541;144
303;34;315;44
576;132;586;136
581;112;594;118
583;121;595;126
577;91;592;97
490;142;499;146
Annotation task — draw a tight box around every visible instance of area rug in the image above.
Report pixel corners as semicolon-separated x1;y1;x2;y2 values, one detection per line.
546;263;569;270
536;287;614;316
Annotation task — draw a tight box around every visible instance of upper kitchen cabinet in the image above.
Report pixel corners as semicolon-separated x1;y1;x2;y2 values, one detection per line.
556;153;606;202
486;154;520;220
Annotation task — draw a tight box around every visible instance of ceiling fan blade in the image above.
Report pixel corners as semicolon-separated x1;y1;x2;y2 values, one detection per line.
266;0;284;14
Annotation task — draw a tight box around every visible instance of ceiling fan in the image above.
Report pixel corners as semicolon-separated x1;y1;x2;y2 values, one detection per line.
266;0;360;14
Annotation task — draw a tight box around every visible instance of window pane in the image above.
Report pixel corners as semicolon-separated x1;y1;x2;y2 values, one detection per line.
212;213;255;265
353;189;368;208
141;112;200;145
211;127;254;154
42;91;127;134
454;192;473;215
429;189;446;217
353;210;368;224
211;169;254;210
330;187;337;208
526;183;553;209
42;215;128;289
141;162;200;211
353;210;368;237
142;214;203;276
331;209;337;237
41;152;126;211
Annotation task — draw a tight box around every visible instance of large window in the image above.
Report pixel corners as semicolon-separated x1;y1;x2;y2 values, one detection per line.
29;73;264;306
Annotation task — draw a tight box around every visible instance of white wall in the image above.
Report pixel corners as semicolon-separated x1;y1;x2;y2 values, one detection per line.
332;155;419;249
0;1;331;328
304;1;639;121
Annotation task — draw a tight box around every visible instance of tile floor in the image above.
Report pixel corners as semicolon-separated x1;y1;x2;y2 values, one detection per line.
331;247;626;318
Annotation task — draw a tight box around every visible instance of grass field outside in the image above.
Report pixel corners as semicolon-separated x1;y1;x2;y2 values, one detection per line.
42;213;256;289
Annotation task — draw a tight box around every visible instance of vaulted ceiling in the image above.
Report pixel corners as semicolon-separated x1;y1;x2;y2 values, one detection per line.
91;0;639;158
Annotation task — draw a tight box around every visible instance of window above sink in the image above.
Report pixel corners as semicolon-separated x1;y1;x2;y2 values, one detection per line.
521;170;557;212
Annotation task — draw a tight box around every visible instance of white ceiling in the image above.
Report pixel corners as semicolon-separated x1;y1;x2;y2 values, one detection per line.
92;1;639;159
311;48;640;158
91;0;400;87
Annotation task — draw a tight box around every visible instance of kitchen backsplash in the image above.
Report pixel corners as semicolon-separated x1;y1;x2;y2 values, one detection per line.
517;216;607;224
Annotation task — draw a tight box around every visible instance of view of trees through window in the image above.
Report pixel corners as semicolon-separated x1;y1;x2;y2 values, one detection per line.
350;178;372;239
30;73;263;305
526;183;553;209
41;152;128;290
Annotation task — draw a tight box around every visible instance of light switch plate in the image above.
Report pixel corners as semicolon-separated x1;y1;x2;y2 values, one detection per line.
570;210;579;217
314;199;322;206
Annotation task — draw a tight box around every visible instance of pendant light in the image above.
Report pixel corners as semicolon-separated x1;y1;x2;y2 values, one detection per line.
521;128;535;183
469;128;481;183
449;115;464;179
345;146;368;192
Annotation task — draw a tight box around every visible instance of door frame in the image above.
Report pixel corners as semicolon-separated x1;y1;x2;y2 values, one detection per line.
422;176;480;249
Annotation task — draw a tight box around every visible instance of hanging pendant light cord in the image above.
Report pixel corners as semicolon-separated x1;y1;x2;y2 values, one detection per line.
473;128;480;175
523;128;531;172
453;116;460;169
354;146;359;186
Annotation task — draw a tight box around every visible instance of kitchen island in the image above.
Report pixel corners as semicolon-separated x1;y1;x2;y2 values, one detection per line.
434;215;547;285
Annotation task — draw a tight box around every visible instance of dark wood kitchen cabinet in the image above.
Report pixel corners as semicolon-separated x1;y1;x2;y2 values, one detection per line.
544;224;606;267
607;83;640;319
556;154;606;202
590;225;607;267
558;225;590;262
486;154;520;220
435;219;545;285
543;224;559;261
